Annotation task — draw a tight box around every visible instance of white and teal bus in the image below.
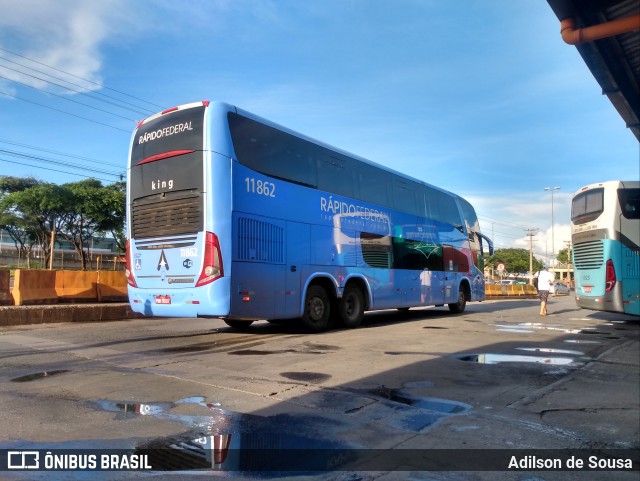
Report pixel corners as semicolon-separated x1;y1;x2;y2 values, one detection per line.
571;181;640;316
125;100;493;331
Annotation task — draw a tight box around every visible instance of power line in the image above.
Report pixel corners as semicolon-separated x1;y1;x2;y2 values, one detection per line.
0;59;153;116
0;90;131;133
0;148;122;177
478;214;530;231
0;139;123;169
0;48;144;184
0;46;163;110
0;72;136;122
0;158;116;183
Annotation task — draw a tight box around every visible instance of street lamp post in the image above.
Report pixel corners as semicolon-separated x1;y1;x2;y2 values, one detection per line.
544;186;561;266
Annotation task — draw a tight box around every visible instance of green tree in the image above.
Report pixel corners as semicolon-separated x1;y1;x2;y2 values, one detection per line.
0;177;59;267
487;248;544;277
557;248;570;264
0;176;126;270
5;183;66;267
105;181;126;253
56;179;125;271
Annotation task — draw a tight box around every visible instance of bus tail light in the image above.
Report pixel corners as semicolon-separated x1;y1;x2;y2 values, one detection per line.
125;240;137;287
196;232;224;286
605;259;616;292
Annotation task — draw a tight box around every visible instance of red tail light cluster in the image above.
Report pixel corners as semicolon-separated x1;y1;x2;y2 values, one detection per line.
605;259;616;292
125;240;137;287
196;232;224;286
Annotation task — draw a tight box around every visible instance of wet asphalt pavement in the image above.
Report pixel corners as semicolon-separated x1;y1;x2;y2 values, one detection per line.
0;294;637;480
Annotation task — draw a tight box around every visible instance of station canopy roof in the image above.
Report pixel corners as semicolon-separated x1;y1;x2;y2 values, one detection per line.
548;0;640;141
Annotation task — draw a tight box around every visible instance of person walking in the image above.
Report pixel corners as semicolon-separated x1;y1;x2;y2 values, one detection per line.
537;265;555;316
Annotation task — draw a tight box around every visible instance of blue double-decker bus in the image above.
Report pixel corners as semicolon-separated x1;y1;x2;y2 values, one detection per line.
571;181;640;316
125;101;493;331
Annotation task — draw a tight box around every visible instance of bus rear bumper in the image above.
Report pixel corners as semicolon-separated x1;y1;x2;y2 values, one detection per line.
575;294;623;314
127;279;230;318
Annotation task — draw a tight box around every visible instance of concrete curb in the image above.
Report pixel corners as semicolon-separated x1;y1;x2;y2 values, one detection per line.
0;303;145;327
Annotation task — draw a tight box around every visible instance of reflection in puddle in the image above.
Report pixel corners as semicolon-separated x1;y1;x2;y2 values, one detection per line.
362;382;470;432
138;430;351;472
516;347;583;355
457;353;576;365
381;390;469;414
493;322;618;337
496;328;535;333
95;400;176;417
11;370;70;382
564;339;601;344
91;396;355;472
87;383;470;472
229;349;297;356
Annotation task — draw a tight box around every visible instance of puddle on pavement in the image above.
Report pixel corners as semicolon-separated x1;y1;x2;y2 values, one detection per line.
162;344;215;353
10;370;70;382
29;378;472;474
456;353;576;365
384;391;468;414
578;330;611;335
95;400;176;417
90;395;354;472
493;322;616;336
228;349;298;355
516;347;583;355
563;339;601;344
302;342;341;351
280;371;332;383
362;382;470;432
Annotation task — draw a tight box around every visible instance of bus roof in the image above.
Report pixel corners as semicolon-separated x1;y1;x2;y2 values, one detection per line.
573;180;640;197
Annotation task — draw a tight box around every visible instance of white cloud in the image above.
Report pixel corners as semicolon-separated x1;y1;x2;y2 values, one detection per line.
0;0;132;91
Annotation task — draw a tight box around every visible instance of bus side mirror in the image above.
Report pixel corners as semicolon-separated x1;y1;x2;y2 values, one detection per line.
477;232;494;256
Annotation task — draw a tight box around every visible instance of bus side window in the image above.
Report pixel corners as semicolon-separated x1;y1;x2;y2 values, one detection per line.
392;180;418;216
619;188;640;219
359;164;389;206
318;155;355;198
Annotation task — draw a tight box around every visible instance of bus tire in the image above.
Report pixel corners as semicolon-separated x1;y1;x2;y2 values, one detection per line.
224;320;254;330
339;285;365;328
448;287;467;313
302;285;332;332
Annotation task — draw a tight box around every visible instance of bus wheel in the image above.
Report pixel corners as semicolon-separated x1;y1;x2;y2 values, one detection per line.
448;288;467;314
339;285;364;328
302;285;331;332
224;320;254;330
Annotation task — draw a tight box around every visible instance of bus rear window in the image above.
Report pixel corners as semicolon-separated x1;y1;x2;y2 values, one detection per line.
571;188;604;224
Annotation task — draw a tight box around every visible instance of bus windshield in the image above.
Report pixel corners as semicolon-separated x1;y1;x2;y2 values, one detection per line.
571;188;604;224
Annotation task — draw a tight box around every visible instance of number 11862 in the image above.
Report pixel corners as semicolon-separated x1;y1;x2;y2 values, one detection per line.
245;177;276;197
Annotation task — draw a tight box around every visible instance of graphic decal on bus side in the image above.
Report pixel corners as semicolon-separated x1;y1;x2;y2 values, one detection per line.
319;195;389;224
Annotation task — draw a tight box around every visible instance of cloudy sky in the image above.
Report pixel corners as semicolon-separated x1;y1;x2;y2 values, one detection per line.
0;0;637;261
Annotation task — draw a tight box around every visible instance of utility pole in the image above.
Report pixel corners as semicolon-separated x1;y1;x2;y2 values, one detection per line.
525;228;538;285
49;218;56;271
544;186;561;266
564;240;573;285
